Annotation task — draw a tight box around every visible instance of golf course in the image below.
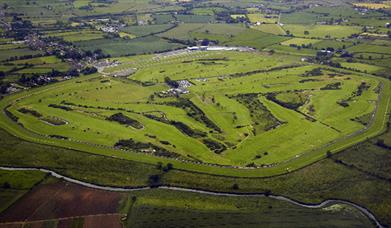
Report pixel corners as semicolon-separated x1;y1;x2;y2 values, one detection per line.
1;0;391;226
1;49;389;177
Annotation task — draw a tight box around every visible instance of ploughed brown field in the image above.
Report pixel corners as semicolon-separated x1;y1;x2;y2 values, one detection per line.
0;181;124;227
0;215;122;228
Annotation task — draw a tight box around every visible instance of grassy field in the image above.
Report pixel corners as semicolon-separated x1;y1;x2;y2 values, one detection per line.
0;172;375;227
251;24;286;35
268;44;318;56
340;62;385;74
159;23;247;41
44;30;105;42
125;189;374;228
1;0;391;226
159;23;288;50
176;14;216;23
0;48;44;61
121;24;174;37
0;124;390;225
0;50;389;177
281;38;322;46
247;13;279;24
283;25;362;39
75;36;184;56
347;43;391;55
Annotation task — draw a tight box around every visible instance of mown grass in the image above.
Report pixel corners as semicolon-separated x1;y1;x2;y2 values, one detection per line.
0;51;389;177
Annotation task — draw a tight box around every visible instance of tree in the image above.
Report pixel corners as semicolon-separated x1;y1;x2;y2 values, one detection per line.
81;66;97;75
201;39;210;46
264;189;272;196
163;163;173;172
164;77;179;88
67;69;79;77
2;182;11;189
304;30;309;35
232;183;239;190
148;174;161;187
156;162;163;170
376;139;387;148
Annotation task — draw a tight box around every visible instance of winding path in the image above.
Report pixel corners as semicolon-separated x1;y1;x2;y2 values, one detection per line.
0;166;383;228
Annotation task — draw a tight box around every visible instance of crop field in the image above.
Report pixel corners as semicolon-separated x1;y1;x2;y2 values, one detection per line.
1;49;389;175
353;2;391;9
0;180;124;223
247;13;279;24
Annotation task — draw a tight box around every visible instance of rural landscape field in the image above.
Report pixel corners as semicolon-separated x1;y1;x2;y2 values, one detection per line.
0;0;390;227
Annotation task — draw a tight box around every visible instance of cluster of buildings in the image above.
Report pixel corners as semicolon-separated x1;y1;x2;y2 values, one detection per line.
187;46;255;52
159;80;191;97
92;18;126;34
